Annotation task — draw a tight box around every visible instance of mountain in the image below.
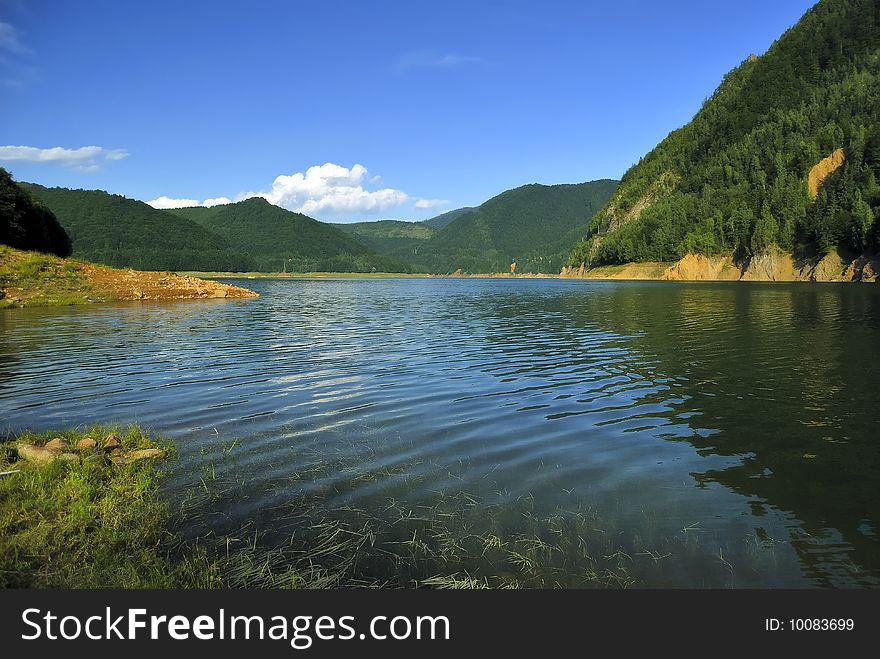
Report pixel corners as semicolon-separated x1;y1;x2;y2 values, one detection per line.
568;0;880;270
0;169;71;257
421;207;474;230
333;219;435;254
169;198;412;272
23;184;252;271
405;180;619;273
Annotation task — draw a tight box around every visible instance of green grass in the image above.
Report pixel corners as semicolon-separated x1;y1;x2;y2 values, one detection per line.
0;425;312;588
0;244;103;309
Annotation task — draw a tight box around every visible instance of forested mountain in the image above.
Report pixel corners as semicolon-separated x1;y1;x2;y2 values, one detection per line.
0;169;71;257
23;184;252;271
16;176;616;274
170;198;412;272
405;180;618;273
568;0;880;268
420;207;473;230
333;219;435;254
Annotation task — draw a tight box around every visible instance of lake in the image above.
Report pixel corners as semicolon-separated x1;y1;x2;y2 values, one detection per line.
2;278;879;588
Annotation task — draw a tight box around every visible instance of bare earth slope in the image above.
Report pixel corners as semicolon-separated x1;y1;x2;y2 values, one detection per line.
561;250;878;282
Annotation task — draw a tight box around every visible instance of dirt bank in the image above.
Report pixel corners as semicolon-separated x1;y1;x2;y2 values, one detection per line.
561;249;879;283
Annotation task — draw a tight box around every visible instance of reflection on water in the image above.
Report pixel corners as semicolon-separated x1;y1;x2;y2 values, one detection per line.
1;278;878;587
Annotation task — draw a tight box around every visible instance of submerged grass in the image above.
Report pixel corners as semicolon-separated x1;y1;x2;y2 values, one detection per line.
0;425;313;588
2;424;787;588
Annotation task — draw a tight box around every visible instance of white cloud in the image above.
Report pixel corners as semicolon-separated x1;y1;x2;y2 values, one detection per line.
395;50;484;72
146;196;201;209
0;145;129;171
202;196;233;207
247;162;410;216
0;21;27;55
414;198;450;209
147;162;446;218
146;195;232;210
0;21;36;87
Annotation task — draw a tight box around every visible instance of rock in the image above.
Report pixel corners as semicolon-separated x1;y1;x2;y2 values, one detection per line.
810;251;844;282
16;443;60;464
110;455;129;466
76;437;97;450
102;434;121;451
664;253;741;281
741;252;799;281
58;453;80;463
44;437;69;452
127;448;166;461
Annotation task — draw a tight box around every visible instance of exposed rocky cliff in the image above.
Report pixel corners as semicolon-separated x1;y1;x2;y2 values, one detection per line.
561;249;878;282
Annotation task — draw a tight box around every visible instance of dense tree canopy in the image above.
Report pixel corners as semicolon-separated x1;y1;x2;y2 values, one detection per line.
420;207;474;230
0;169;71;257
170;198;413;273
401;180;618;273
568;0;880;267
23;183;252;271
332;220;435;255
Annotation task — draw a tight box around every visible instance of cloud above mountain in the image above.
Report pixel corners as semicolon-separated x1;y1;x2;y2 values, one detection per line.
147;162;445;217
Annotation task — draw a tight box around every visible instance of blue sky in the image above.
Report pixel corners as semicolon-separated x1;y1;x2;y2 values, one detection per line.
1;0;816;221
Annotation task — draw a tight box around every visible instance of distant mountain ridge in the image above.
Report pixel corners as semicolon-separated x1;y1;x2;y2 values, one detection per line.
332;219;435;255
21;177;617;274
170;199;412;272
420;207;474;230
22;183;246;270
405;180;618;273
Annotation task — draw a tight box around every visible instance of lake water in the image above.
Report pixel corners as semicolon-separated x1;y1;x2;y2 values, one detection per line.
2;278;879;588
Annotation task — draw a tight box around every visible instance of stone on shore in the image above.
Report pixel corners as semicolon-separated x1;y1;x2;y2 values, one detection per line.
16;443;60;464
102;434;121;451
44;437;69;451
76;437;97;450
128;448;166;461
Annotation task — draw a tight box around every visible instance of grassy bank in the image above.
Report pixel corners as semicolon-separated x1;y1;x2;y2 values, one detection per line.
0;425;308;588
0;245;104;308
0;245;257;309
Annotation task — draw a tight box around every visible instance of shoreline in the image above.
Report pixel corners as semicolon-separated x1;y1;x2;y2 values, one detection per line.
184;271;559;280
561;250;880;283
1;245;259;309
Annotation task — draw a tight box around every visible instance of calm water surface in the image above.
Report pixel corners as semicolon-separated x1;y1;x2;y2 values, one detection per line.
2;278;878;587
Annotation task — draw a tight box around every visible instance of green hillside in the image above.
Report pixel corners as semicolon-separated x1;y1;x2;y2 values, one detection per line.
421;207;474;230
23;184;253;271
170;198;412;272
407;180;618;273
1;169;71;257
333;219;435;254
568;0;880;268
